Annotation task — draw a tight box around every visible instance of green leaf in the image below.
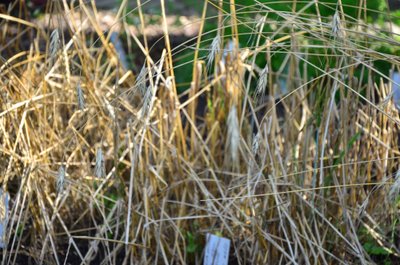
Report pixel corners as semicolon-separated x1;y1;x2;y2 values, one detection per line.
186;232;199;254
363;242;390;255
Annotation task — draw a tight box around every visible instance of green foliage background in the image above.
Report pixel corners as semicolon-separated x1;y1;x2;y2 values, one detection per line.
169;0;398;89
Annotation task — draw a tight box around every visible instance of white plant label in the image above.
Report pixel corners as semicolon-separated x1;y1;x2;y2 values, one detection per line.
204;233;230;265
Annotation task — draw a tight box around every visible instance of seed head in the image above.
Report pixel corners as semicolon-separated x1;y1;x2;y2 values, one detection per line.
227;106;240;163
76;83;85;110
252;132;261;155
95;148;105;178
207;34;222;70
255;64;269;101
56;166;66;194
49;29;60;62
140;85;154;119
135;64;147;96
389;170;400;203
104;98;116;120
332;11;344;39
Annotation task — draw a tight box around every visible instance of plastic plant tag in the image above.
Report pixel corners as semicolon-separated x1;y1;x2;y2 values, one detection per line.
0;188;9;248
203;233;230;265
